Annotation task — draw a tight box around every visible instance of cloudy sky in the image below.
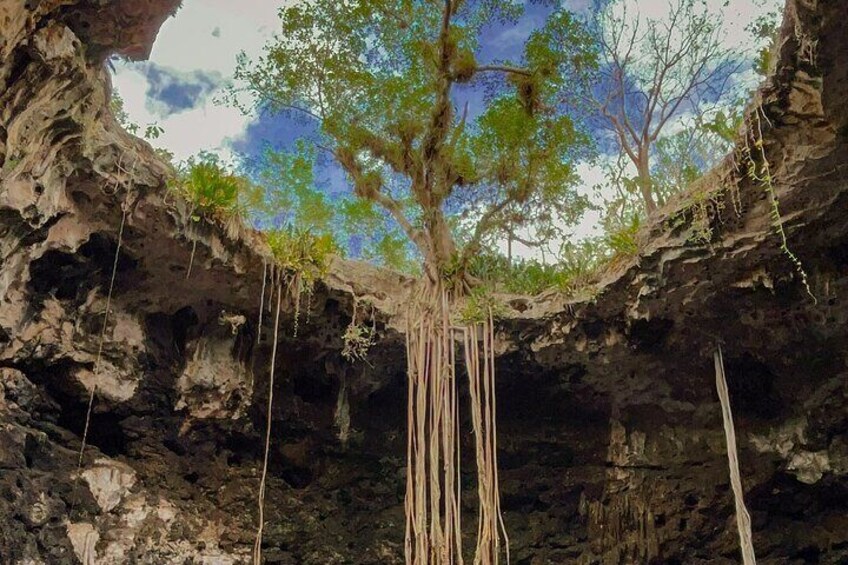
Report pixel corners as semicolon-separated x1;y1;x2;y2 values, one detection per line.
112;0;783;257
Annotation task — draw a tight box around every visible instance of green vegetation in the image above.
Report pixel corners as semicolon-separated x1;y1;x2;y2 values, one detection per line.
743;109;815;301
103;4;801;561
231;0;596;282
107;0;793;305
176;157;240;214
341;299;376;363
605;214;641;257
1;155;21;173
168;153;264;231
464;231;633;297
584;0;743;215
457;286;508;325
110;90;164;142
251;144;417;272
229;1;604;559
266;226;336;284
124;0;789;301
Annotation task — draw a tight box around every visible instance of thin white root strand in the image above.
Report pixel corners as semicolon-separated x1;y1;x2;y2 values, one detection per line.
714;345;757;565
73;206;128;516
253;283;283;564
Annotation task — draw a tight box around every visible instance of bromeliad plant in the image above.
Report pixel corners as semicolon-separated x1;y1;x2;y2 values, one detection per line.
236;0;595;562
170;153;263;278
266;226;337;336
171;152;261;221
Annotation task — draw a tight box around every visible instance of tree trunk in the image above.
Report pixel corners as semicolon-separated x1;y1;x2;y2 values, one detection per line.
423;208;457;281
636;151;658;215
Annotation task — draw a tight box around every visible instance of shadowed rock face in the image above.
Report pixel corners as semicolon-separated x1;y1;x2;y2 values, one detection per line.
1;0;847;563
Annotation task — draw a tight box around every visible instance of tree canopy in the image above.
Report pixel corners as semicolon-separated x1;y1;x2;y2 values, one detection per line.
233;0;596;280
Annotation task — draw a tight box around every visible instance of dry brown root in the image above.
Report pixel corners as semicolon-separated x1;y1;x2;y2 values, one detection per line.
253;282;283;564
404;281;508;565
186;239;198;279
714;346;756;565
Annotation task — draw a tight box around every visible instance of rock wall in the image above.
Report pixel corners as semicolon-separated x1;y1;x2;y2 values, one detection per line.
1;0;847;563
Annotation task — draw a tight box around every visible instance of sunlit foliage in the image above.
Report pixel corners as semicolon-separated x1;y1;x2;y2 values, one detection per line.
232;0;596;278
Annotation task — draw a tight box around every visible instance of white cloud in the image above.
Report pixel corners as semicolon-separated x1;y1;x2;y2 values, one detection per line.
148;0;286;77
110;0;290;163
606;0;782;56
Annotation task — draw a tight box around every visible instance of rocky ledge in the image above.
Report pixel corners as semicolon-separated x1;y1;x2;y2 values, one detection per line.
1;0;847;563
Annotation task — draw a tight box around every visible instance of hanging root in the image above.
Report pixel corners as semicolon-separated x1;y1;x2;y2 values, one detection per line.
405;281;462;564
714;345;757;565
253;282;283;564
267;264;276;314
404;281;508;565
186;239;198;280
463;310;508;565
257;260;267;345
71;205;128;517
291;272;303;337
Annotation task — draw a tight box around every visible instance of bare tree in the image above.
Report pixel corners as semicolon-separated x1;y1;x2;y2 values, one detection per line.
588;0;741;215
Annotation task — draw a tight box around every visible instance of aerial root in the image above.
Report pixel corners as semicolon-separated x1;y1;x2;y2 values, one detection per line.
714;345;756;565
404;281;508;565
71;204;128;518
253;281;283;564
257;259;267;345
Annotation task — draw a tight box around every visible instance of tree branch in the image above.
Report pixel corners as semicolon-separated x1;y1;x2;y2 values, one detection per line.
461;197;513;262
473;65;532;77
335;149;425;251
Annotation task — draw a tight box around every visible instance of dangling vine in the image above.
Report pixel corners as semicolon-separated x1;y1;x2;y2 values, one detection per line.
72;204;128;518
742;105;815;302
257;259;267;345
266;227;334;337
71;155;137;518
252;228;333;562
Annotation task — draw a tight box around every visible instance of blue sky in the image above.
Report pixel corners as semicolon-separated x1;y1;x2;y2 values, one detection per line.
112;0;782;257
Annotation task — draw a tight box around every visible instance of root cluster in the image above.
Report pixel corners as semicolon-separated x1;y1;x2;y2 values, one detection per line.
405;280;508;564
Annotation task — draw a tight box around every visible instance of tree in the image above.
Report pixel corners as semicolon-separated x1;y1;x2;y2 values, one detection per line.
233;0;593;280
233;1;594;562
584;0;741;215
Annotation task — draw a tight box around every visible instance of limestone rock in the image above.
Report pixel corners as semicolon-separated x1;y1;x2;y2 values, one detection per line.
1;0;848;562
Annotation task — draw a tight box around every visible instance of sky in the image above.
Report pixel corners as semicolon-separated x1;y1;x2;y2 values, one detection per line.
112;0;784;260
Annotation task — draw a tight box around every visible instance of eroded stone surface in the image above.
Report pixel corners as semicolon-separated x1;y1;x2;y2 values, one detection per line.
1;0;848;563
